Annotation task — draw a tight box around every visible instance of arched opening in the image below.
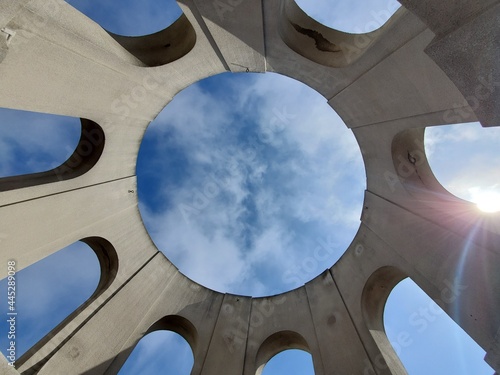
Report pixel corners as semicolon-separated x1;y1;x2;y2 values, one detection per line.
261;349;314;375
0;108;80;178
295;0;400;33
255;330;312;375
65;0;195;67
425;122;500;213
385;278;494;374
0;108;105;191
0;241;101;359
66;0;182;36
136;71;365;296
117;330;194;375
361;266;407;373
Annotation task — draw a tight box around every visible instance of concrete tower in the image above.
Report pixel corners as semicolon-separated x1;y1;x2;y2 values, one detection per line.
1;0;499;374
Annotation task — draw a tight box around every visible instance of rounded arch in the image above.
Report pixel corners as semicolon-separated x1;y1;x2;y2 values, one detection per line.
391;128;448;198
361;266;407;374
66;0;196;67
255;330;311;375
66;0;182;37
118;330;194;375
15;237;119;369
390;126;499;217
81;237;119;300
279;0;406;68
424;122;500;213
107;15;197;68
261;349;314;375
146;315;199;355
390;127;478;209
0;118;105;191
294;0;401;33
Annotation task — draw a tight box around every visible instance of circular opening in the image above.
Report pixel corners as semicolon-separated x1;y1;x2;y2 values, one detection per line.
295;0;401;33
137;72;365;296
66;0;182;36
425;122;500;213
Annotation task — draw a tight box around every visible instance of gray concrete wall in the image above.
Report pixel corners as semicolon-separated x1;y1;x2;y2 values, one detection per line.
0;0;498;374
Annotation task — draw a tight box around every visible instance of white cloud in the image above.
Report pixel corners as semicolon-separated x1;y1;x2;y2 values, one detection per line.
0;108;80;176
139;72;365;296
425;122;500;209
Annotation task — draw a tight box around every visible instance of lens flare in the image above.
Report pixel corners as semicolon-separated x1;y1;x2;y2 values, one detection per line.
468;188;500;213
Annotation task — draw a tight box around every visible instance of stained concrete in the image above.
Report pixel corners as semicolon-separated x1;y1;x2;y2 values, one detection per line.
0;0;498;374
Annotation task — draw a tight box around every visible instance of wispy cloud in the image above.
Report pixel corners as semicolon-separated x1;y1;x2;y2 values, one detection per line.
425;122;500;209
0;108;80;177
138;72;365;296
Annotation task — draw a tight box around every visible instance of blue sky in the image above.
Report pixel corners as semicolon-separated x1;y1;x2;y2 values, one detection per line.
0;0;499;374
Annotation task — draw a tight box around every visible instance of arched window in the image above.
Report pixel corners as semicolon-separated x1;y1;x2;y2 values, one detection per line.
0;241;100;358
384;278;494;374
262;349;314;375
66;0;182;36
295;0;400;33
0;108;80;179
65;0;195;67
0;108;105;191
118;330;194;375
425;122;500;213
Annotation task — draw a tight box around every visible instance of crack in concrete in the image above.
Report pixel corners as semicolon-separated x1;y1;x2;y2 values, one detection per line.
290;22;341;53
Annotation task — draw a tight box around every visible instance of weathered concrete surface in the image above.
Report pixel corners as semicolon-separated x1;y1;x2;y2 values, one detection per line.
399;0;500;126
0;0;498;374
0;354;20;375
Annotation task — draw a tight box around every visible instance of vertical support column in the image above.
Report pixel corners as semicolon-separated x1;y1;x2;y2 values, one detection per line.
200;294;252;374
333;225;410;375
305;270;378;374
23;255;177;375
362;191;500;373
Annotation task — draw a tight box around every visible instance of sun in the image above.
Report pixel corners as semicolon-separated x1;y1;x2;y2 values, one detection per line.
469;188;500;213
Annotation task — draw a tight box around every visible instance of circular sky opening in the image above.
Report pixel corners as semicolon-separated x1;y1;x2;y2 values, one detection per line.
137;72;365;296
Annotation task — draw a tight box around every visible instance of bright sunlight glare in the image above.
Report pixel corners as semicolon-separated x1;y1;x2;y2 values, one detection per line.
468;187;500;213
